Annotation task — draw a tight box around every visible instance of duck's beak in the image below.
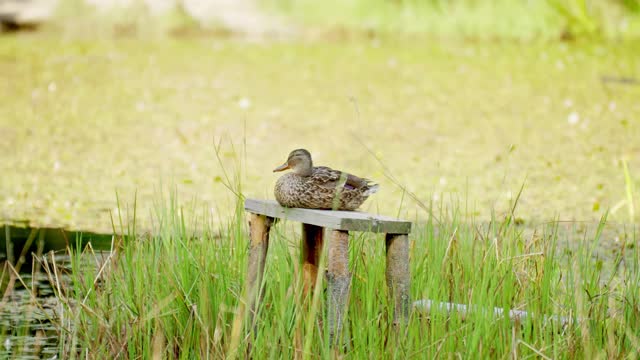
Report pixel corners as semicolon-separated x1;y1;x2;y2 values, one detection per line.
273;162;290;172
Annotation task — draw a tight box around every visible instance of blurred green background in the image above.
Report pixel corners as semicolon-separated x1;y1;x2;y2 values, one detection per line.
0;0;639;233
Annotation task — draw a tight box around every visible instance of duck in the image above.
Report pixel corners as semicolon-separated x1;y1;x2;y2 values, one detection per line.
273;149;379;211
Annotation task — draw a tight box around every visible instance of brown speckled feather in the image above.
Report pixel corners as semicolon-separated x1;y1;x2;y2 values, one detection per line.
275;165;379;210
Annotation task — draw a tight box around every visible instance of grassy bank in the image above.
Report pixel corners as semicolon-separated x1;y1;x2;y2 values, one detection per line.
30;195;638;358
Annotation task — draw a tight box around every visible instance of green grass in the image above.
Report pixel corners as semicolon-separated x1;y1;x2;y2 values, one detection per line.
262;0;640;40
27;191;637;358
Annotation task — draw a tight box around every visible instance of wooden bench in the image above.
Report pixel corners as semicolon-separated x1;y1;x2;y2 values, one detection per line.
242;198;412;343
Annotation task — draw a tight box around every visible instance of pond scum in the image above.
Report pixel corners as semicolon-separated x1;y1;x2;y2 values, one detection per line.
1;192;637;359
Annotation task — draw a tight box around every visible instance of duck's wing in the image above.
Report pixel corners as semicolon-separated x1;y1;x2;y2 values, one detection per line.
311;166;375;190
310;166;341;186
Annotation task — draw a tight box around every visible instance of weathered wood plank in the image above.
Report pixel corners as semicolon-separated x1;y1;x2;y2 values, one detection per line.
245;199;411;234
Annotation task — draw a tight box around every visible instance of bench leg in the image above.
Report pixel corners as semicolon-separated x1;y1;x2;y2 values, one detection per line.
246;214;273;326
327;229;351;344
229;213;272;356
301;223;324;298
385;233;410;324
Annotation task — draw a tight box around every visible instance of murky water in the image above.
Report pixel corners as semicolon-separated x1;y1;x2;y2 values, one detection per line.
1;227;112;359
1;268;61;359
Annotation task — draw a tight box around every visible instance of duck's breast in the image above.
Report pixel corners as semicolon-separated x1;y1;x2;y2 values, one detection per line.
275;174;304;207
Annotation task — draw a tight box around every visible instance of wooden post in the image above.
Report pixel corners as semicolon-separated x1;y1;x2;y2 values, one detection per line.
246;214;273;326
327;229;351;344
229;213;273;356
301;223;324;297
385;233;410;324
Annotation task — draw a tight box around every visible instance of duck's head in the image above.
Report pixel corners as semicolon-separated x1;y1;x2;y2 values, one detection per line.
273;149;313;176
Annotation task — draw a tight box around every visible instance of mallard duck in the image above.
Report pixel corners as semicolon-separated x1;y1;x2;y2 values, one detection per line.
273;149;379;210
